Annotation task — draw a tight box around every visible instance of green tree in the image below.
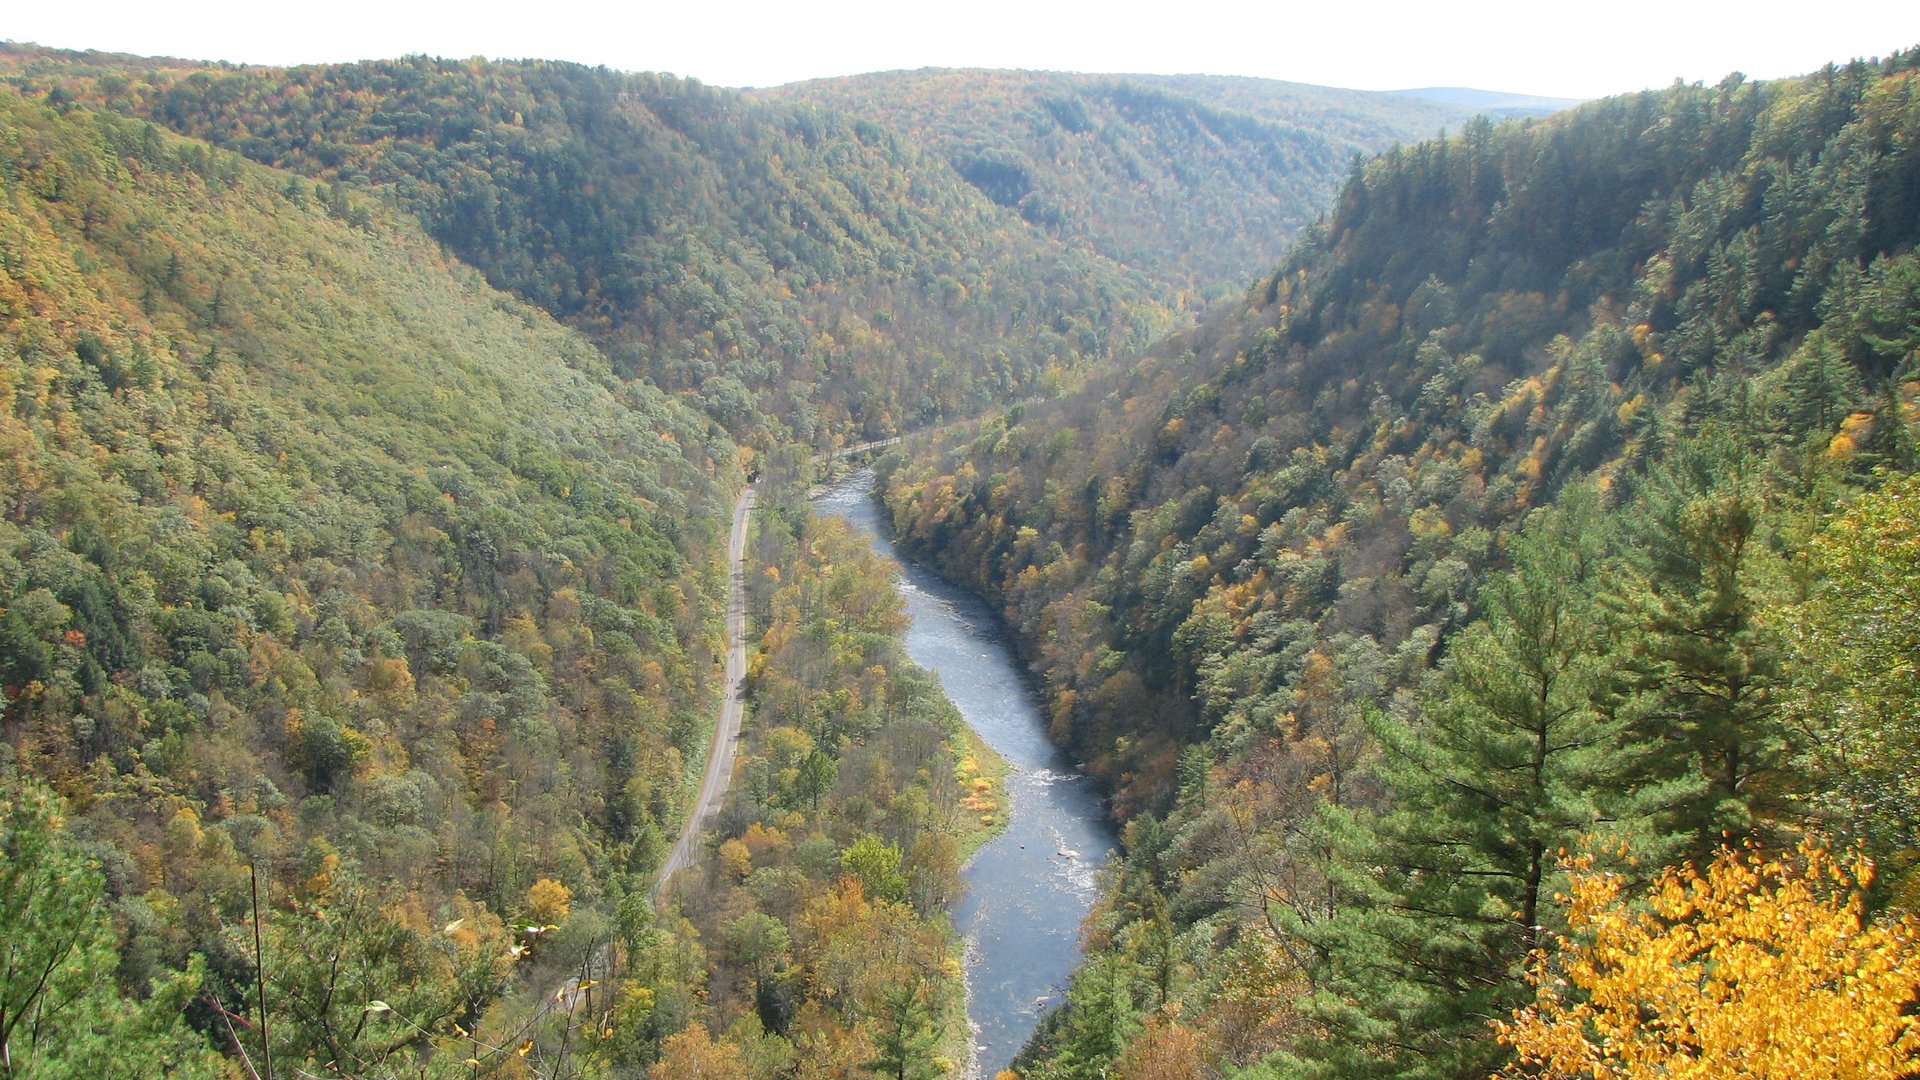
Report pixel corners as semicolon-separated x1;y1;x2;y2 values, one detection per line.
1619;426;1793;855
1023;953;1142;1080
793;749;838;812
1292;491;1663;1078
839;834;907;903
722;910;791;1030
1778;335;1863;442
0;776;224;1079
1787;474;1920;900
864;968;944;1080
253;873;506;1075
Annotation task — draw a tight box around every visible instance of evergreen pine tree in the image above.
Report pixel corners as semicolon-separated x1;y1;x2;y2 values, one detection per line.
1617;425;1793;857
1285;489;1668;1078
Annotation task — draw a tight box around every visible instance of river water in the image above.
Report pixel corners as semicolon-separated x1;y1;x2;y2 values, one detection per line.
814;470;1116;1078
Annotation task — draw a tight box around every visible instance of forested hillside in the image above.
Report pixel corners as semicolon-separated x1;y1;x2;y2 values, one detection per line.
9;23;1920;1080
0;46;1179;447
881;51;1920;1077
0;85;739;1074
0;40;1564;1080
766;70;1505;296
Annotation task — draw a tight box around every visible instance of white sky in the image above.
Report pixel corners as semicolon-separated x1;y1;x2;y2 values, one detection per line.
6;1;1917;101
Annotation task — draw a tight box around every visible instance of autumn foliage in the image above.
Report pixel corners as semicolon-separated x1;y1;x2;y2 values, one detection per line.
1497;841;1920;1078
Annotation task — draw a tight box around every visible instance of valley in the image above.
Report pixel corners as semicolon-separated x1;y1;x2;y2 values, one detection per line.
2;29;1918;1080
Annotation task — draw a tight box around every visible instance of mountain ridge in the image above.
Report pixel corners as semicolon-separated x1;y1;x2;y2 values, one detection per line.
0;46;1182;447
1389;85;1586;112
763;68;1524;300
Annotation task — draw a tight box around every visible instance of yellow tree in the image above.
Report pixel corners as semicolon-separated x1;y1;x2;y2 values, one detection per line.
1113;1012;1215;1080
1496;840;1920;1078
526;877;573;924
648;1023;748;1079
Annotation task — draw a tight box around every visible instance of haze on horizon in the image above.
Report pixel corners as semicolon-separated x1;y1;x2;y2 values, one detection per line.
7;0;1915;102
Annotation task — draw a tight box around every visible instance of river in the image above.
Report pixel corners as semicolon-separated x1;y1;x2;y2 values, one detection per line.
814;470;1116;1078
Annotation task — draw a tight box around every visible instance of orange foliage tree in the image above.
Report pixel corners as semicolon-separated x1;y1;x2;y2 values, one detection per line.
647;1023;747;1079
526;877;572;924
1495;840;1920;1078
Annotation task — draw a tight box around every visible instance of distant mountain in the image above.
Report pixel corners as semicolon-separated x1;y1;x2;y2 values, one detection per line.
765;69;1500;299
1119;72;1500;137
0;47;1177;447
1392;84;1586;115
1;48;1578;448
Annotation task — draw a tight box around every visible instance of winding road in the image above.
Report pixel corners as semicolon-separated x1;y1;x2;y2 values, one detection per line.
655;483;755;899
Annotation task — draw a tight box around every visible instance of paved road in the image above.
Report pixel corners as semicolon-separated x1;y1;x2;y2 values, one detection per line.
655;483;755;899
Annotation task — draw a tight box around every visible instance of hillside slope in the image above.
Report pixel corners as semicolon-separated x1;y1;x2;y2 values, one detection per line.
888;54;1920;807
882;51;1920;1076
0;84;739;1072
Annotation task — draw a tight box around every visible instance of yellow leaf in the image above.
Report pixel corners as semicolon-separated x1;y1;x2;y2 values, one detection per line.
1496;839;1920;1078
